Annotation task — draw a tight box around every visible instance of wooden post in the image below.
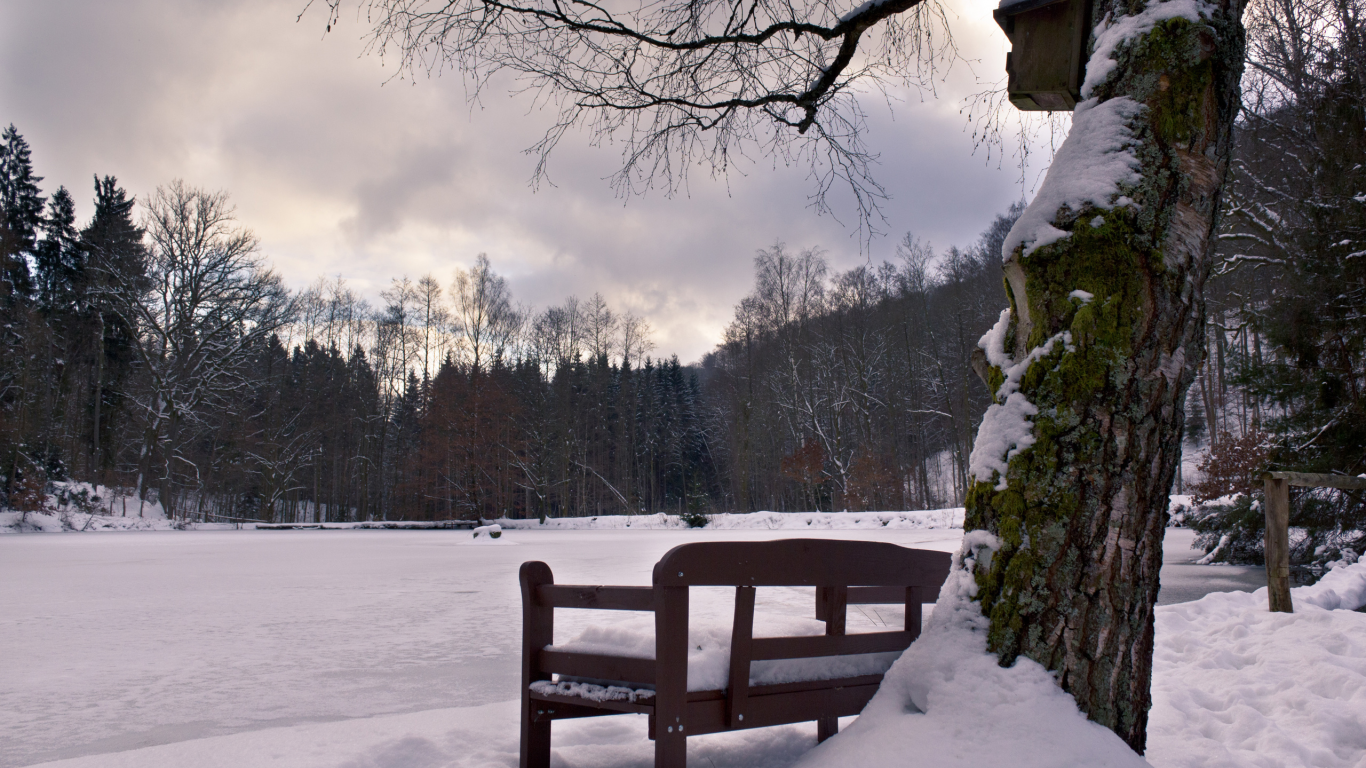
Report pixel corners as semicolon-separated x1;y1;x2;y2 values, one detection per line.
1262;476;1292;613
816;586;847;743
727;586;755;730
654;585;689;768
520;562;555;768
905;586;924;639
1259;472;1366;613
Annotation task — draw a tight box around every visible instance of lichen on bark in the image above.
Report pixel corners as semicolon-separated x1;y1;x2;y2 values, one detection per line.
964;0;1244;753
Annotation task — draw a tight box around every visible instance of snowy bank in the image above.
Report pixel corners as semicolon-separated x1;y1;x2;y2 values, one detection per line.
797;555;1366;768
496;508;965;531
792;532;1150;768
0;481;184;533
3;508;966;535
1;507;966;535
0;510;234;534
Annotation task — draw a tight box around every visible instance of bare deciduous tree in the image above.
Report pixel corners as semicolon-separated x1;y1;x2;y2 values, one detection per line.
417;273;451;379
115;180;294;514
584;292;618;361
619;311;655;368
530;295;585;369
453;254;522;373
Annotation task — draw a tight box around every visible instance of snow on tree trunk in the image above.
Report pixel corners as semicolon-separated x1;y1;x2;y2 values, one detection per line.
964;0;1244;752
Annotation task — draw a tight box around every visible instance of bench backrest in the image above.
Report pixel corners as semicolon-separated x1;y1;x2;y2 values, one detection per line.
651;539;950;588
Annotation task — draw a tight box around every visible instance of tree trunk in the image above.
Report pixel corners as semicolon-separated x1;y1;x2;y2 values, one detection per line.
965;0;1244;753
91;313;104;482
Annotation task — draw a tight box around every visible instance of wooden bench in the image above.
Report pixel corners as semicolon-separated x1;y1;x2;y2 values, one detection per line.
519;538;951;768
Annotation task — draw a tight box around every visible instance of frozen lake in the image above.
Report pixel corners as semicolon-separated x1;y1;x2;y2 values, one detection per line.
0;525;1258;768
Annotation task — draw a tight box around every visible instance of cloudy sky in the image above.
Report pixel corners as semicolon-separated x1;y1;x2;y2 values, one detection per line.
1;0;1044;362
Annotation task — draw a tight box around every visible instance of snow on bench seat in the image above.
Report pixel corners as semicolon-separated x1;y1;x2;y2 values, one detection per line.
544;613;902;692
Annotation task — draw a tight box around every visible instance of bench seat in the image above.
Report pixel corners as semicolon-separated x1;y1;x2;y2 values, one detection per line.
544;613;904;691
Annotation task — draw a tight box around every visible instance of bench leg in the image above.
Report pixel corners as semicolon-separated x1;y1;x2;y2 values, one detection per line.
521;702;551;768
817;716;838;743
655;586;689;768
655;727;686;768
520;562;555;768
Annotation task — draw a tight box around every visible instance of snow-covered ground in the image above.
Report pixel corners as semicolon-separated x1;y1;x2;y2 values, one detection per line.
1149;567;1366;768
0;525;961;768
3;523;1363;768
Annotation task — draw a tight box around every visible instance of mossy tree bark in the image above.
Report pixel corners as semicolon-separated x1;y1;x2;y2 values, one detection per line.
966;0;1246;753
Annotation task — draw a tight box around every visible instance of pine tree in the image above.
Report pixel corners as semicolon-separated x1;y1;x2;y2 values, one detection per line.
77;176;147;476
81;176;146;293
0;124;44;301
34;186;79;312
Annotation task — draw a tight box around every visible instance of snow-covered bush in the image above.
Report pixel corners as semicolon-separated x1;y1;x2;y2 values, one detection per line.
1189;493;1266;564
51;482;100;515
679;508;710;528
1190;489;1365;571
1186;430;1364;570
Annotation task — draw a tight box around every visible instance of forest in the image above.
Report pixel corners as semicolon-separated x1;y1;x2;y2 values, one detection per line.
0;137;1011;522
0;0;1362;531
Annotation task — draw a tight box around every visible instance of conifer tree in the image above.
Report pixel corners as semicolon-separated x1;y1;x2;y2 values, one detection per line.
34;187;79;312
0;125;44;300
81;176;146;291
78;176;147;475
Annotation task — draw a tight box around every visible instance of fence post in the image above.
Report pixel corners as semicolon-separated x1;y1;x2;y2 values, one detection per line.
1263;475;1292;613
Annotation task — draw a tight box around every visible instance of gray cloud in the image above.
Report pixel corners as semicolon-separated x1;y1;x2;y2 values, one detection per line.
1;0;1043;362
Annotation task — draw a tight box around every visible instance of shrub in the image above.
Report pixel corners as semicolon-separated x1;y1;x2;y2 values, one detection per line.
1190;494;1266;564
1190;488;1366;567
1188;430;1272;505
679;508;710;528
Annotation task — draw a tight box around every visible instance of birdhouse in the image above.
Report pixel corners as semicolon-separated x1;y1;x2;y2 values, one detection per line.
994;0;1091;111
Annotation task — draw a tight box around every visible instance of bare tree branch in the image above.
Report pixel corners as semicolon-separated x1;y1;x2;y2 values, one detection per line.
309;0;959;238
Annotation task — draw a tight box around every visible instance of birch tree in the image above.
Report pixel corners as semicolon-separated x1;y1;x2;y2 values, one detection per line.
962;0;1243;750
453;254;522;374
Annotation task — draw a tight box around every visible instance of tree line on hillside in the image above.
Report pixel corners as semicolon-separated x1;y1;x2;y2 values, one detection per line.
701;220;1014;513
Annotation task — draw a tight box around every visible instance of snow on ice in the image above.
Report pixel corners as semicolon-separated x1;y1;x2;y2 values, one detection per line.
3;521;1365;768
0;525;964;768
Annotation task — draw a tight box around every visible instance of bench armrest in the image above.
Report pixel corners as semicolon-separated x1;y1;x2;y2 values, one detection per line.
537;585;655;611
